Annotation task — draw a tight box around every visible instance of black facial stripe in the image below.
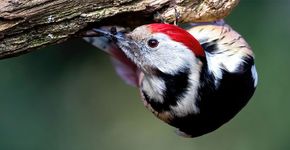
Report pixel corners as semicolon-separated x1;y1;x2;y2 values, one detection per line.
142;68;191;112
160;68;191;106
142;91;165;112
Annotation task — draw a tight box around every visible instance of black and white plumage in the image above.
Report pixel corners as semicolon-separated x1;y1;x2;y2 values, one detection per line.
84;21;258;137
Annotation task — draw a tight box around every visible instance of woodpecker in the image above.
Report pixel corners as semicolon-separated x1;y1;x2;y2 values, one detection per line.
84;21;258;137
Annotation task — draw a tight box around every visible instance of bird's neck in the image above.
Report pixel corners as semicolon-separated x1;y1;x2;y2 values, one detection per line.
140;61;205;116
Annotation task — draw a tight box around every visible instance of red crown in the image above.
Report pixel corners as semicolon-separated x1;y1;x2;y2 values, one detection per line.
149;23;205;57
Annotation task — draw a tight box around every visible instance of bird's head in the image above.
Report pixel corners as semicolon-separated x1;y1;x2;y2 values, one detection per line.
107;23;205;75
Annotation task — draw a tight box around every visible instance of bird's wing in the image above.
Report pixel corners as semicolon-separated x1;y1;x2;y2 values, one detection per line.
186;22;255;79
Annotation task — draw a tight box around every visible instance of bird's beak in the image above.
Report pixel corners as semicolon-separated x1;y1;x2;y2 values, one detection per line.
92;28;142;63
91;28;125;41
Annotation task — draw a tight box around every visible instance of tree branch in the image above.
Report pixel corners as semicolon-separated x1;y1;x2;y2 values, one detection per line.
0;0;239;59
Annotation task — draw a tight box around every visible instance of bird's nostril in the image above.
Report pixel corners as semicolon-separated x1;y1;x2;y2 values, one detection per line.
125;34;133;40
110;27;117;35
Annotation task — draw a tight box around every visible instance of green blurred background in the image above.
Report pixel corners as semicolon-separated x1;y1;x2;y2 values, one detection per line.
0;0;289;150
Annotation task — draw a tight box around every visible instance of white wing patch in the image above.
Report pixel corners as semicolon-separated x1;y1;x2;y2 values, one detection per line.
251;65;258;87
187;23;254;84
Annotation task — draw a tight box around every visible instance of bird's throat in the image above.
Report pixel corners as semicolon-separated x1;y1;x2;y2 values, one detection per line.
140;68;191;112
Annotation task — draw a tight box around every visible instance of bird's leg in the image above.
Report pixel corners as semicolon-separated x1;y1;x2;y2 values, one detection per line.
173;7;181;26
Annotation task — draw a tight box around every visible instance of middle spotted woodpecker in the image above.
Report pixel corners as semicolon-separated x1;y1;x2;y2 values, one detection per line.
84;21;258;137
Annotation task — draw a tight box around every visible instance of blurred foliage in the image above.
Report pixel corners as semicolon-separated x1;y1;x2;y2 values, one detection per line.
0;0;290;150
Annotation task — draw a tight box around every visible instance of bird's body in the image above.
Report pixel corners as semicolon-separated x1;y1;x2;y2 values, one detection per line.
84;21;257;137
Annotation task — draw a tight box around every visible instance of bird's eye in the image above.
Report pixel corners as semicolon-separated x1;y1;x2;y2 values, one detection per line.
147;39;159;48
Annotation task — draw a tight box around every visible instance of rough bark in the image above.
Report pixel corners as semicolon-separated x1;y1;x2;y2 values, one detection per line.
0;0;239;59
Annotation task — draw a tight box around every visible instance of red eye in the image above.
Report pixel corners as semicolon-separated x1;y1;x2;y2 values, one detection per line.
147;39;159;48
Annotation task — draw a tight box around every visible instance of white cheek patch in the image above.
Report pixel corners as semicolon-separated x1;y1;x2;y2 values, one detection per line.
251;65;258;87
145;33;196;75
205;52;223;84
142;75;166;103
